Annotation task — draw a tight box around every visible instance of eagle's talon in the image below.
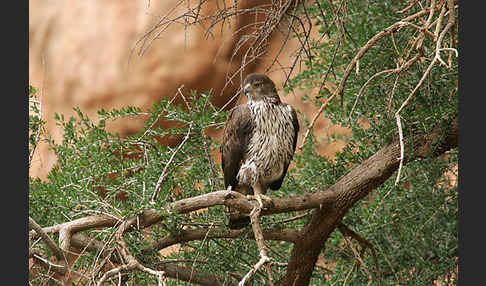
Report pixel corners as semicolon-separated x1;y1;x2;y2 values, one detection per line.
246;194;273;209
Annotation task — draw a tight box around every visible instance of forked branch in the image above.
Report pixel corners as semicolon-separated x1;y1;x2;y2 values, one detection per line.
239;199;274;286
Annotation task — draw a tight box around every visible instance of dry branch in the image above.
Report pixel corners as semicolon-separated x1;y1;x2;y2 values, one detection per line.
29;214;120;238
152;122;193;203
338;223;382;286
341;234;373;286
157;263;223;286
29;217;66;264
394;0;456;184
145;227;298;253
96;218;167;286
336;6;431;91
30;253;67;275
170;187;337;216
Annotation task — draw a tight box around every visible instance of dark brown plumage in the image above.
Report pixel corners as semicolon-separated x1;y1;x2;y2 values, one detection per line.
221;74;299;229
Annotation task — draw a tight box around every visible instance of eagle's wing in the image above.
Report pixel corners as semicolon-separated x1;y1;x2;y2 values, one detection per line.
221;104;253;190
269;104;299;190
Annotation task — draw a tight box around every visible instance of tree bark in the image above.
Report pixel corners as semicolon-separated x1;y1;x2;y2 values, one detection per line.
278;116;458;286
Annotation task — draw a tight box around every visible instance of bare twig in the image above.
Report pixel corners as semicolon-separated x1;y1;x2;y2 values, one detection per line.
29;217;67;264
97;219;167;286
332;9;431;100
96;262;138;286
386;72;401;114
394;114;405;185
347;68;395;124
396;0;419;14
347;51;420;124
31;253;67;274
342;258;359;286
200;127;219;192
277;212;309;224
407;0;454;113
299;89;337;150
338;223;382;286
151;121;193;203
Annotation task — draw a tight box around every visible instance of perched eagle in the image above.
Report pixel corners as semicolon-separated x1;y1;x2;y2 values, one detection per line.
221;74;299;229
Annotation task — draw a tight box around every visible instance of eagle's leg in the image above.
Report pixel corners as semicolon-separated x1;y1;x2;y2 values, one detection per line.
247;183;273;209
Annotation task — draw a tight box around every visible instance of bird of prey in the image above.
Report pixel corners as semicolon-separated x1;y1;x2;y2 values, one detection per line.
221;73;299;229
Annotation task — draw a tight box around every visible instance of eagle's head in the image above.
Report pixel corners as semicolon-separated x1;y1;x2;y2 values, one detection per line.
243;73;280;103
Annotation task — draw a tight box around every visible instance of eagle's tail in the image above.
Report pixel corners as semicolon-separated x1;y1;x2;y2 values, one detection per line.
226;185;251;229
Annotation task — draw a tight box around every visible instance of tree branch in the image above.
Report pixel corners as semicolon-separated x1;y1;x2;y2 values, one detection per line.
96;218;167;286
338;222;382;286
170;187;337;216
152;122;193;203
29;217;66;264
29;209;162;238
145;227;299;253
239;200;274;286
278;115;458;286
157;263;223;286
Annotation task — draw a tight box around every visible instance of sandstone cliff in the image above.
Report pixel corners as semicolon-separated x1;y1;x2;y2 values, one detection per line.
29;0;347;179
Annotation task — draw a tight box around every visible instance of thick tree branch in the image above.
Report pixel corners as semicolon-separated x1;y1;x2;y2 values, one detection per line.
70;233;113;259
29;214;120;238
29;209;162;238
170;188;337;216
157;263;223;286
278;116;458;286
145;227;298;253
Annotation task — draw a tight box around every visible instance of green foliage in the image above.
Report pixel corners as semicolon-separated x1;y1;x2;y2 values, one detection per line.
29;85;45;161
29;93;231;284
286;0;458;285
30;92;225;219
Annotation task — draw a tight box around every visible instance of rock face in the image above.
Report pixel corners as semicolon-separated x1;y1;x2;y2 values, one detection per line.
29;0;344;179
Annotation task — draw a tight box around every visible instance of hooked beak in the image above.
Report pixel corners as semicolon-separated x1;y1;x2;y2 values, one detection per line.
243;83;250;96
